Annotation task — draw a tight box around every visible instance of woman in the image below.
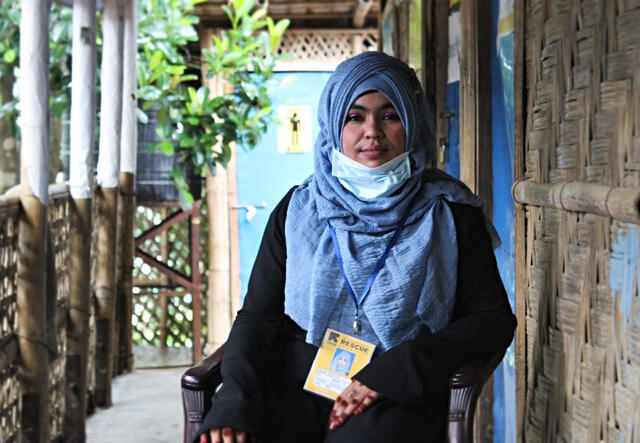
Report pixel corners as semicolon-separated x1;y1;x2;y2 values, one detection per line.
198;51;516;443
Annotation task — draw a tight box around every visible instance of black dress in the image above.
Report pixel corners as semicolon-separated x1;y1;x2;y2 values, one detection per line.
196;187;516;443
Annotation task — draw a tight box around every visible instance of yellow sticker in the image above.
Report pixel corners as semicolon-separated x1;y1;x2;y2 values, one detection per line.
303;328;376;400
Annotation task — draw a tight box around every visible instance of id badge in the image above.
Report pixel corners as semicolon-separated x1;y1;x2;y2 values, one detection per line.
303;328;376;400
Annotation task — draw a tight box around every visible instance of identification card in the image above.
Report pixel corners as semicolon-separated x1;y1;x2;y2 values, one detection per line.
303;328;376;400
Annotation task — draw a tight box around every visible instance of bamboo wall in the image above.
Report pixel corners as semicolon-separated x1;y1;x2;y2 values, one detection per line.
0;185;137;440
0;195;19;442
517;0;640;441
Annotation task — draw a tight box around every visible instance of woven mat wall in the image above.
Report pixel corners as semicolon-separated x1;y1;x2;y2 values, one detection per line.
523;0;640;441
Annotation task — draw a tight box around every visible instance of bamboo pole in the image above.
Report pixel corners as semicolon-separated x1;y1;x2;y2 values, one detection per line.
513;1;526;439
434;0;448;168
200;28;233;353
116;172;135;373
17;0;51;440
191;202;203;362
511;180;640;224
94;0;123;407
65;0;97;438
115;0;137;374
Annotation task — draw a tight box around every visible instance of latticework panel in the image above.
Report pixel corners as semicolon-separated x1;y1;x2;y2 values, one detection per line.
132;204;208;349
275;29;378;70
522;1;640;441
0;201;20;442
48;193;70;440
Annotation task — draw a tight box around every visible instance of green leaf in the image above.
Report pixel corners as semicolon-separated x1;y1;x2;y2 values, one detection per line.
137;108;150;124
149;50;164;70
160;140;174;154
3;49;16;63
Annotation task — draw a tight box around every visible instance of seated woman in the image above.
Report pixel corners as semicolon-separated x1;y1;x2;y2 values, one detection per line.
197;51;516;443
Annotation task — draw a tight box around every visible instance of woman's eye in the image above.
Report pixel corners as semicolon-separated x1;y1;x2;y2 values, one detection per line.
383;113;400;121
345;114;363;122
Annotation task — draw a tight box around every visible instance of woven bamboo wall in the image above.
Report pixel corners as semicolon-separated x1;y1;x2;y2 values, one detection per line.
0;198;19;442
48;191;70;440
521;0;640;441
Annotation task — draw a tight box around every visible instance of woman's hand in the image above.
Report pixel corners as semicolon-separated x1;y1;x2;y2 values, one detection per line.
200;428;250;443
328;380;379;431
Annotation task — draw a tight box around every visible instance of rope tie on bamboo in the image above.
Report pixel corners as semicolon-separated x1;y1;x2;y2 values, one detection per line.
15;333;58;355
68;304;91;316
604;185;615;219
558;182;569;212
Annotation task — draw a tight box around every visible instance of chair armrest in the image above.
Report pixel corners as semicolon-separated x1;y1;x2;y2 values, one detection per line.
446;349;506;443
182;344;226;443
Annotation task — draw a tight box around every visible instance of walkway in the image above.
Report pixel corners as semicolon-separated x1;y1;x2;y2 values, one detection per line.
86;367;187;442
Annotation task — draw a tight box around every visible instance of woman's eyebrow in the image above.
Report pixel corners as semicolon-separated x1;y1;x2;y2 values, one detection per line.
348;103;396;112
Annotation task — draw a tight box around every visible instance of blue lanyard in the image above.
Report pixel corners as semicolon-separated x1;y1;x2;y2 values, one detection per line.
327;210;410;334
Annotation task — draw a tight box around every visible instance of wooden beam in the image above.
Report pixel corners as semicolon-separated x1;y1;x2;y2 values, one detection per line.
134;209;191;247
135;248;195;291
18;0;51;440
459;0;493;212
353;0;372;27
434;0;448;168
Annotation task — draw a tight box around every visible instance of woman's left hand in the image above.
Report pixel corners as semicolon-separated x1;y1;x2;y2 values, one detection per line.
329;380;379;431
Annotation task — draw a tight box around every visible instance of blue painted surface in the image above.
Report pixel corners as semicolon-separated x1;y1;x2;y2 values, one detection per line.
490;0;516;441
444;82;461;179
236;72;331;299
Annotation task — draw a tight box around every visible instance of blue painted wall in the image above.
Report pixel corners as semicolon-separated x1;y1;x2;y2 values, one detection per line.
236;72;331;299
490;0;516;441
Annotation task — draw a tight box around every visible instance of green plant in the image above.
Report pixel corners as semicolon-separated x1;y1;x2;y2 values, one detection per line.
0;3;74;137
148;0;289;208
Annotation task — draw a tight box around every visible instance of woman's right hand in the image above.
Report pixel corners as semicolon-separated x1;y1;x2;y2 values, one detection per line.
200;428;250;443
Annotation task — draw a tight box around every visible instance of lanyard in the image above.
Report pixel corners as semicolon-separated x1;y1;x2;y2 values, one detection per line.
327;210;410;334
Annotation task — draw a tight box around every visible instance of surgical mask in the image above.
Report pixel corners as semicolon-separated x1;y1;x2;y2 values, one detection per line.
331;149;412;199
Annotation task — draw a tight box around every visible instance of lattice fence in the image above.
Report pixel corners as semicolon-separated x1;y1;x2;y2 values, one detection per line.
520;0;640;441
132;204;208;350
275;29;378;70
48;191;70;440
0;198;20;442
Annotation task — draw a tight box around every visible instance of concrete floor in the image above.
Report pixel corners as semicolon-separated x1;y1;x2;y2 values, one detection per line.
86;367;187;442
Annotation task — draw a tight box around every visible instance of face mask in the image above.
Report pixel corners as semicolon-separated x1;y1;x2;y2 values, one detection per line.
331;149;412;199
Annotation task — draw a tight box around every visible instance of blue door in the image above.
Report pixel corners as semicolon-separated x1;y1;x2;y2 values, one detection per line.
235;71;332;299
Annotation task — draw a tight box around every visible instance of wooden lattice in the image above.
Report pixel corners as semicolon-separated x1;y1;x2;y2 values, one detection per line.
521;1;640;441
48;192;70;440
132;204;208;350
0;199;20;442
275;29;378;70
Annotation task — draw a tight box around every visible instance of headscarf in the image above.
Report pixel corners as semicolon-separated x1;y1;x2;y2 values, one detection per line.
283;51;497;350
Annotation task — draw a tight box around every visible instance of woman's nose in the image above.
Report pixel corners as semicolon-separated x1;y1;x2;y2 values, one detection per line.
364;117;382;138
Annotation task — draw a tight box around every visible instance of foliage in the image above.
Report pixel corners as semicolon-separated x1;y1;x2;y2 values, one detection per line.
147;0;289;208
0;3;74;137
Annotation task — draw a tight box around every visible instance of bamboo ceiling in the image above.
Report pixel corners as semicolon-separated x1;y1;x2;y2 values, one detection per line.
195;0;379;27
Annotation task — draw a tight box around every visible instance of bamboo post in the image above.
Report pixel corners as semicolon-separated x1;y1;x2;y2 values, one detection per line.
116;0;137;373
159;208;170;347
352;0;372;28
64;0;97;438
94;0;123;407
434;0;448;168
511;180;640;224
460;2;494;439
17;1;51;440
200;28;233;353
459;0;493;213
513;1;525;439
191;202;203;362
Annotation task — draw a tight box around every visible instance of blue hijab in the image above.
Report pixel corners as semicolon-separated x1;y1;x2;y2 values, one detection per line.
283;52;496;350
